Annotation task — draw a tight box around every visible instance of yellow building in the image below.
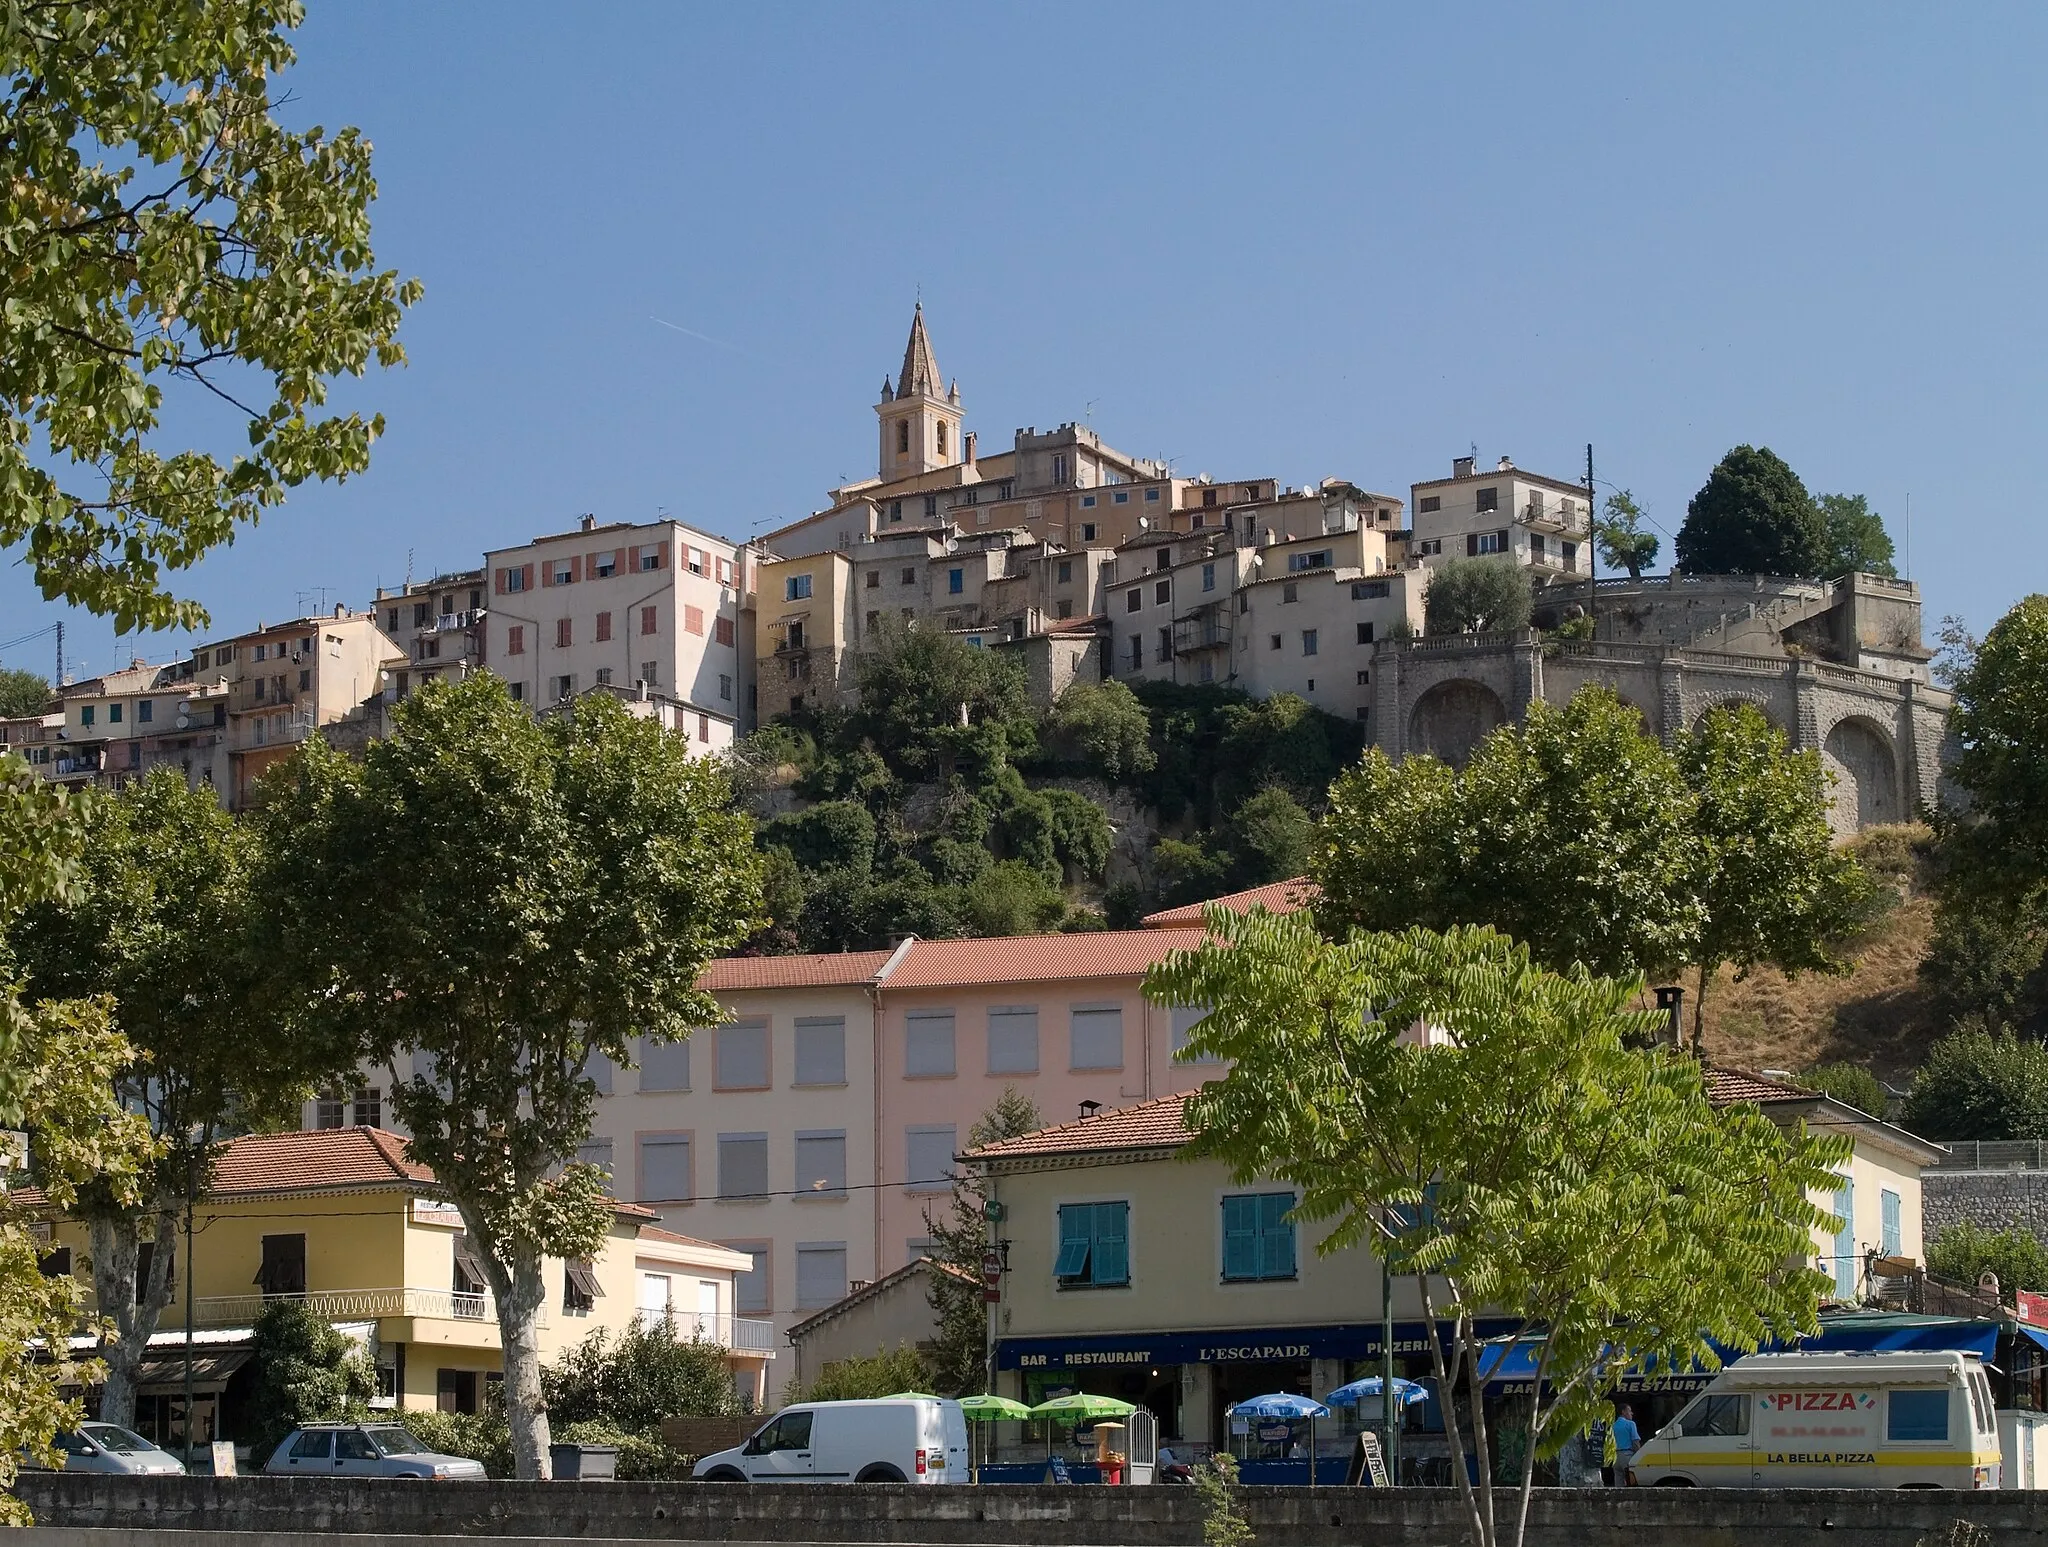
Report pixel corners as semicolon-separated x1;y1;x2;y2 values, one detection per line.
37;1127;772;1444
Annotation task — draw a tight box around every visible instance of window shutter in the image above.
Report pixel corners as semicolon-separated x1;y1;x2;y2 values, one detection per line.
569;555;582;582
1221;1196;1257;1280
494;568;507;595
657;542;670;569
1055;1207;1092;1279
521;563;535;591
1094;1203;1129;1285
1262;1193;1296;1278
1466;534;1478;557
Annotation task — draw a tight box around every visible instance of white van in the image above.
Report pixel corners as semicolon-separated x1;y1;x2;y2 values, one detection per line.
1632;1351;2001;1490
692;1398;970;1485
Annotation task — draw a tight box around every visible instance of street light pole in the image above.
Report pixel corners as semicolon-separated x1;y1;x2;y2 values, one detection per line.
181;1144;196;1468
1381;1207;1397;1484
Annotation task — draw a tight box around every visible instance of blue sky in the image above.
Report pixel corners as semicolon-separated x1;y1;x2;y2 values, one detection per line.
6;1;2045;682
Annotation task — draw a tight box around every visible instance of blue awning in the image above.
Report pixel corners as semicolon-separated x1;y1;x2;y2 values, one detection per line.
1797;1317;1999;1360
2017;1324;2048;1355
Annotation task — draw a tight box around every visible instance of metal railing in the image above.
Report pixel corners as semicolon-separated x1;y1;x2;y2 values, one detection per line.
633;1308;777;1352
1930;1140;2048;1171
183;1286;545;1331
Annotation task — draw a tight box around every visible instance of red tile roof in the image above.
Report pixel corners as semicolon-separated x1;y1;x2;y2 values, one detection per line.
964;1090;1204;1161
1142;878;1320;928
698;950;896;991
1704;1068;1816;1106
637;1225;736;1252
887;930;1206;990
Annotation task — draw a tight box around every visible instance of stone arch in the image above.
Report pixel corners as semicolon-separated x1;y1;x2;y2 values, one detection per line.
1408;678;1508;767
1821;715;1902;833
1689;694;1782;733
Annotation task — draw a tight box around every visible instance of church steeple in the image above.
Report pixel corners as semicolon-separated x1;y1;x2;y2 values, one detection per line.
876;302;965;483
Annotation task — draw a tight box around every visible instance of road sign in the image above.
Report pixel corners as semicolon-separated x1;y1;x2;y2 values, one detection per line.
981;1249;1003;1286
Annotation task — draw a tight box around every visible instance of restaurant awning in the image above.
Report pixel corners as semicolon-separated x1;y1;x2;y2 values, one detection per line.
135;1348;251;1396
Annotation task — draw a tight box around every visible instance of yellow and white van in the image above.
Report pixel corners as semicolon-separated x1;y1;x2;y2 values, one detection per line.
1631;1351;2001;1490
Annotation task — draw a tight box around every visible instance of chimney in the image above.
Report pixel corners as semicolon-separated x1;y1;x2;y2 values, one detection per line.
1497;455;1514;471
1452;456;1475;479
579;514;596;532
333;603;345;619
964;430;977;465
1078;1100;1102;1122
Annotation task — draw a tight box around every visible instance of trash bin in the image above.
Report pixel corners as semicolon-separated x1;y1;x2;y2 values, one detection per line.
550;1443;618;1481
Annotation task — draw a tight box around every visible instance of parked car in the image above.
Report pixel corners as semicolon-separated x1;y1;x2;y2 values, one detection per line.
33;1423;186;1476
1631;1350;2001;1490
693;1398;970;1484
263;1423;487;1480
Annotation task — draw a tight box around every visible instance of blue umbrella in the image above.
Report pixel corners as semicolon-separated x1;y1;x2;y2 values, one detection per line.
1324;1376;1427;1408
1228;1392;1332;1420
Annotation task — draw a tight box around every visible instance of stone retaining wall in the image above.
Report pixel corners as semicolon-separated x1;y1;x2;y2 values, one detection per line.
1925;1170;2048;1244
16;1474;2048;1547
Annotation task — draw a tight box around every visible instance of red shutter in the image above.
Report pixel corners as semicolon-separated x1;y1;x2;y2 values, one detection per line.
656;542;670;569
494;568;507;596
587;551;599;579
615;547;628;574
569;556;582;582
1466;535;1478;557
540;563;552;588
521;563;535;591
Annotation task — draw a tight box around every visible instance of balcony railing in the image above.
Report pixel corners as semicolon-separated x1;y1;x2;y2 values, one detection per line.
634;1308;777;1353
183;1286;544;1331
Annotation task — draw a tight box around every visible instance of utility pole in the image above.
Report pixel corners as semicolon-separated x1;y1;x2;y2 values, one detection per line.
181;1143;196;1467
55;620;64;687
1585;444;1597;633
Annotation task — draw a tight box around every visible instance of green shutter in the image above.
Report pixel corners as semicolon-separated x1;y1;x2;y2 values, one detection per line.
1093;1202;1129;1286
1055;1206;1091;1280
1260;1193;1296;1279
1221;1196;1258;1281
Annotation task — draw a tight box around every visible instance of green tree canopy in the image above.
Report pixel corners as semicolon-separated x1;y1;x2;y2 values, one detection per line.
1593;489;1660;580
1316;690;1704;981
1901;1026;2048;1141
1800;1063;1889;1119
1424;556;1532;636
1146;909;1842;1547
1816;493;1897;579
8;768;351;1425
797;1345;933;1405
0;669;52;719
2;0;419;631
244;1298;377;1463
924;1089;1043;1395
1041;679;1156;781
542;1318;744;1433
259;674;762;1478
1674;446;1827;578
851;618;1035;779
1927;1222;2048;1304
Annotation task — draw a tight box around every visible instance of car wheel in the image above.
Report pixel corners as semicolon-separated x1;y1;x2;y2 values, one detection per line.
702;1467;746;1482
857;1464;906;1483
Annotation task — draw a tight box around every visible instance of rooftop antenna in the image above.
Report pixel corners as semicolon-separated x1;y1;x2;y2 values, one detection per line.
1469;439;1479;465
1085;398;1099;430
295;586;330;619
405;548;414;589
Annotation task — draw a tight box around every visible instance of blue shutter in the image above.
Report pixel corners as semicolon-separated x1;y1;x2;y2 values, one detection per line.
1261;1193;1296;1279
1881;1189;1903;1258
1221;1196;1258;1281
1054;1206;1091;1280
1833;1177;1857;1298
1093;1203;1129;1286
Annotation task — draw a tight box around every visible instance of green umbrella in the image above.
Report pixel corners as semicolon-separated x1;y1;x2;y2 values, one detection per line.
960;1394;1033;1421
1028;1392;1137;1422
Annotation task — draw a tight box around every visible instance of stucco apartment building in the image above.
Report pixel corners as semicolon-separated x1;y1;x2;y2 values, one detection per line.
371;568;488;703
577;928;1215;1347
1409;453;1593;576
483;514;749;749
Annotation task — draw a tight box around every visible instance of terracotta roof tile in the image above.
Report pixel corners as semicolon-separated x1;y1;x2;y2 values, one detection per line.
1142;878;1320;928
207;1126;435;1194
888;930;1205;991
637;1225;736;1252
965;1090;1205;1161
698;950;895;991
1704;1067;1816;1106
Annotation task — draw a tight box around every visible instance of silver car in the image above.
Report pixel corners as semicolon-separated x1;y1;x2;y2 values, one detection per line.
44;1423;187;1475
264;1422;486;1480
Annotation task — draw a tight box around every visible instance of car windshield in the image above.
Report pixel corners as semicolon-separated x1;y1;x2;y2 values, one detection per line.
80;1424;155;1455
366;1427;435;1457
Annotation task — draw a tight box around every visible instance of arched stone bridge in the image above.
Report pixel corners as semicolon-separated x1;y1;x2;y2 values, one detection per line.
1371;633;1950;834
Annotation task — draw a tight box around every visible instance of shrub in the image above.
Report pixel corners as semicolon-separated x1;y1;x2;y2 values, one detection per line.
1042;680;1156;781
758;800;876;876
1927;1221;2048;1302
542;1319;745;1435
399;1408;513;1478
794;1344;931;1404
244;1299;377;1463
1423;556;1532;636
553;1418;695;1480
1902;1025;2048;1140
1801;1062;1889;1118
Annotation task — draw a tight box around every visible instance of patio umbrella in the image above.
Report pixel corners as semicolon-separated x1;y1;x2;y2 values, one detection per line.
960;1394;1034;1420
1323;1376;1427;1408
1227;1393;1331;1487
1029;1392;1137;1421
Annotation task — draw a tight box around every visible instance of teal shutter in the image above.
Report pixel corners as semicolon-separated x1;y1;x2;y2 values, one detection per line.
1881;1189;1902;1258
1221;1196;1258;1281
1054;1206;1091;1280
1261;1193;1296;1279
1094;1202;1129;1286
1833;1177;1857;1298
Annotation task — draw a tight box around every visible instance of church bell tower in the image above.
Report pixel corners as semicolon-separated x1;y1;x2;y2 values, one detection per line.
876;303;965;481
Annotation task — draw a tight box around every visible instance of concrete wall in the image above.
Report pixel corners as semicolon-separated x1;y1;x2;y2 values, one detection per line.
22;1474;2048;1547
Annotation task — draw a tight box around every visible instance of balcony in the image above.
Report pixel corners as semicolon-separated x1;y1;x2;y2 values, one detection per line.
430;609;485;633
184;1286;544;1334
1521;501;1589;536
1172;612;1229;656
634;1308;777;1354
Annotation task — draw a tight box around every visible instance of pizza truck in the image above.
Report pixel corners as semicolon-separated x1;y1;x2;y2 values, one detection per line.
1630;1351;2001;1490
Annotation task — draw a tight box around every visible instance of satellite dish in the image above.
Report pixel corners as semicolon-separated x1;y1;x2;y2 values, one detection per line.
175;713;190;729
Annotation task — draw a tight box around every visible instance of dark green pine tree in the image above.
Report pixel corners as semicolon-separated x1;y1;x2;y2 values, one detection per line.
1674;445;1828;578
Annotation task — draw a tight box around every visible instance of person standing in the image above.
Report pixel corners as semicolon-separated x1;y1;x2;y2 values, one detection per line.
1609;1403;1641;1486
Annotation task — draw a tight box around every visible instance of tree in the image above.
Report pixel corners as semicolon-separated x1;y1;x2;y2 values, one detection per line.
797;1345;933;1404
244;1298;376;1463
2;0;419;632
1042;680;1156;781
260;675;762;1478
1941;596;2048;890
1902;1026;2048;1141
1674;446;1827;579
0;669;51;719
542;1318;745;1433
1927;1222;2048;1303
1593;489;1659;580
924;1088;1044;1395
1673;705;1876;1049
1816;493;1897;579
1146;908;1843;1547
1800;1063;1889;1119
9;769;347;1425
1424;556;1532;636
851;617;1036;778
1316;690;1704;981
1223;787;1314;888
